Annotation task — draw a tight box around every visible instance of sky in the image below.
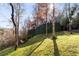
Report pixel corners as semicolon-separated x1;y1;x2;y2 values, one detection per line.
0;3;35;28
0;3;75;29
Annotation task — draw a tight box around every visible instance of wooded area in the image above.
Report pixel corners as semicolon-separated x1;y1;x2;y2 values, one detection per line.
0;3;79;56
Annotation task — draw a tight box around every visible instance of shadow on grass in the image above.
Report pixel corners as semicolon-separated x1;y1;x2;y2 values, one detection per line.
53;39;60;56
0;34;46;56
27;40;44;56
19;34;47;56
19;34;46;48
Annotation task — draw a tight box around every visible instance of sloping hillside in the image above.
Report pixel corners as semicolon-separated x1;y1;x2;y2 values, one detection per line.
0;32;79;56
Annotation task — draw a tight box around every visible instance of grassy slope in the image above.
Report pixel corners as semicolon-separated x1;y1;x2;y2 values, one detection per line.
31;38;53;56
0;47;15;56
0;31;79;56
7;34;46;56
31;32;79;56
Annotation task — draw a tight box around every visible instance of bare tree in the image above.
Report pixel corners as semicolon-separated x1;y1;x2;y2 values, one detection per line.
35;3;49;36
9;3;17;50
68;3;72;34
9;3;23;50
68;3;78;34
33;3;49;37
52;3;56;39
45;4;49;36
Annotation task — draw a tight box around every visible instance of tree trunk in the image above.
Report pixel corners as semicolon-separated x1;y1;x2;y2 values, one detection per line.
52;19;56;39
9;3;19;50
15;26;19;50
46;4;48;36
52;3;56;39
68;3;72;34
69;21;72;34
15;4;20;50
46;15;48;36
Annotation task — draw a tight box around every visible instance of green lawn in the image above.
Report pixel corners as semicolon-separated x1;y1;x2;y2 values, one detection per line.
0;31;79;56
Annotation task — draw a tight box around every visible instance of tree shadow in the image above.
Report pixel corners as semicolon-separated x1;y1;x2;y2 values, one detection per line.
18;34;47;56
27;40;44;56
53;39;60;56
19;34;46;48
